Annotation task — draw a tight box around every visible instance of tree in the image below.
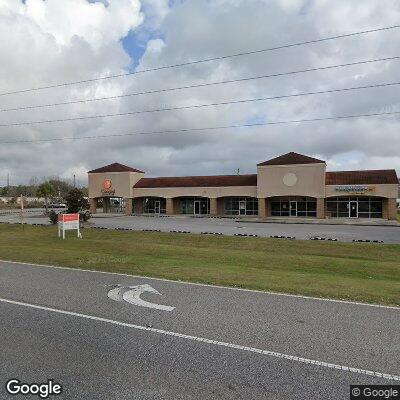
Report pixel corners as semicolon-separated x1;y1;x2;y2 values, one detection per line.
48;178;74;199
36;182;55;213
65;188;88;214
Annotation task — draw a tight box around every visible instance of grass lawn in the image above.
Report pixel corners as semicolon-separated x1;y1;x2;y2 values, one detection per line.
0;224;399;306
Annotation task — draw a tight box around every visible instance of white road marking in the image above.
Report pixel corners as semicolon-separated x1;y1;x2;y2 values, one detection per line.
107;284;175;312
0;259;398;310
0;296;398;382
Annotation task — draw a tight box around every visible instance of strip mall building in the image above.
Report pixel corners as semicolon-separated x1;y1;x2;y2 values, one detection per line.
88;152;398;220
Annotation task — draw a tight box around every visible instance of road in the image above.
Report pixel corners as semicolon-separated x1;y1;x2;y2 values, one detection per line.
0;260;398;399
1;211;399;243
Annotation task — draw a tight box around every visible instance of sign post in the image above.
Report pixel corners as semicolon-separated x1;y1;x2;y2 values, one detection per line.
58;213;81;239
19;194;25;230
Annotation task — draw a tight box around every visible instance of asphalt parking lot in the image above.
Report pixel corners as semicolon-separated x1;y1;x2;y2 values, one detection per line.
0;260;398;399
1;210;399;243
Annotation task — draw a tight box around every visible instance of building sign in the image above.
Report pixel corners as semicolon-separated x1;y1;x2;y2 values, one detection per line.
101;179;115;196
58;213;81;239
334;185;375;194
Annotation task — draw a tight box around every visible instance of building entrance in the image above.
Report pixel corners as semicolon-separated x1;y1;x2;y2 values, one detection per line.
154;200;161;214
349;201;358;218
194;200;201;215
289;201;297;217
239;200;246;215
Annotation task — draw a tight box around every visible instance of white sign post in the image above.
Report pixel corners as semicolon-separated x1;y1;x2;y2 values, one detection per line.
58;213;81;239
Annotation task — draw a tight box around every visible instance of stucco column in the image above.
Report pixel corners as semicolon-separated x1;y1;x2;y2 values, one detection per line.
133;198;143;214
217;198;224;215
387;198;397;220
317;198;325;219
124;198;132;215
166;198;174;215
265;198;271;217
89;198;96;214
103;198;110;213
173;198;181;214
258;198;266;218
209;198;217;216
382;199;388;219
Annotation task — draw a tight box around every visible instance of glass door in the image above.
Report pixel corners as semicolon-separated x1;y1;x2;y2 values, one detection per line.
194;200;201;215
290;201;297;217
349;201;358;218
154;200;161;214
239;200;246;215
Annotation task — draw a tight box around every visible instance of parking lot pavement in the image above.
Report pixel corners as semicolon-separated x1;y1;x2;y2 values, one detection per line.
89;215;400;243
1;212;399;243
0;260;398;399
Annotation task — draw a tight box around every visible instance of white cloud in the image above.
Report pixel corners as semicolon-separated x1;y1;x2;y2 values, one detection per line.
23;0;143;48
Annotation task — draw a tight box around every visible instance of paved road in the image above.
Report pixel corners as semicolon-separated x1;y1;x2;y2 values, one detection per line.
0;212;399;243
0;260;398;399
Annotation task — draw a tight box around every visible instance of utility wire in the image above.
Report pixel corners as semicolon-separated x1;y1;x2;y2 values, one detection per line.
1;24;399;97
1;55;399;113
0;57;399;126
1;110;398;144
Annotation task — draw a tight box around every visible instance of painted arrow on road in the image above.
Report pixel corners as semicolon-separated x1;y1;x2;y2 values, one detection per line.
107;284;175;312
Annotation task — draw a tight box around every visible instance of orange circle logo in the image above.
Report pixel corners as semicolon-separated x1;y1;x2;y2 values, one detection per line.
102;179;112;190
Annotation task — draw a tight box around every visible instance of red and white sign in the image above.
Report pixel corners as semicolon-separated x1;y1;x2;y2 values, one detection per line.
58;213;81;239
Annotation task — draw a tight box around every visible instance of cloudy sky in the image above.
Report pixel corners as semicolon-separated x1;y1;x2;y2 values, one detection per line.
0;0;399;186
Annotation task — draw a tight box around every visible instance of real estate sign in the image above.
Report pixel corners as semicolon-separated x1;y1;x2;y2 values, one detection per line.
58;213;81;239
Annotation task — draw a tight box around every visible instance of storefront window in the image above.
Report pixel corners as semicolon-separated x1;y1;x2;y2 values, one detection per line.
223;197;258;215
271;197;316;217
143;197;166;214
326;197;383;218
180;198;210;215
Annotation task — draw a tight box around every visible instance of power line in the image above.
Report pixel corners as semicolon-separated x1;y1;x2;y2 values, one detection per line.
1;80;399;127
0;57;399;127
1;24;399;97
1;110;398;144
1;55;399;113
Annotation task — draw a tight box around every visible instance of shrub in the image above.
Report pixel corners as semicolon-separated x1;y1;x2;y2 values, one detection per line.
48;210;59;225
79;210;91;222
66;188;89;214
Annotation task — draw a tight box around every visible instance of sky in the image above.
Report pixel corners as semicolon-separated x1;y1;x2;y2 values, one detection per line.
0;0;399;186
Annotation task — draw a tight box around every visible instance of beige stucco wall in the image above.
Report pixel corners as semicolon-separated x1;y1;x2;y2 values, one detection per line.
88;171;144;199
132;186;257;198
325;184;398;199
257;163;326;198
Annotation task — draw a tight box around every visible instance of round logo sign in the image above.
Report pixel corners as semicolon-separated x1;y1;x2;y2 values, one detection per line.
283;173;298;187
102;179;112;190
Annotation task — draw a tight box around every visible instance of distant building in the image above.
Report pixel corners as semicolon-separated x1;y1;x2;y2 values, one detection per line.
87;152;398;220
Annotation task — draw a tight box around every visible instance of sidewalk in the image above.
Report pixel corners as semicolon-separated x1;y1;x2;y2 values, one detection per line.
239;217;400;227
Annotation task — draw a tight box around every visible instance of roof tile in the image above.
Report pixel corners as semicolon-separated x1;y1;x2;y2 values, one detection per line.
88;162;144;174
134;174;257;188
258;152;325;166
326;170;398;185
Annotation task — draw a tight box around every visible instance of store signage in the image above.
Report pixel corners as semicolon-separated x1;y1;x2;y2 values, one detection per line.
101;179;115;196
58;213;81;239
334;185;375;193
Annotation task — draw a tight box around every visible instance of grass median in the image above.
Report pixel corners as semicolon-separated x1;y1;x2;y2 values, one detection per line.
0;224;399;306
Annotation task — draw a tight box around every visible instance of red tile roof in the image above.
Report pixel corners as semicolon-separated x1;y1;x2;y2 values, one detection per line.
326;170;398;185
134;174;257;188
88;162;144;174
258;152;325;166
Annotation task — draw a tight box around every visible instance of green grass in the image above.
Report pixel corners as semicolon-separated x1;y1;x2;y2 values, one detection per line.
0;224;399;306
